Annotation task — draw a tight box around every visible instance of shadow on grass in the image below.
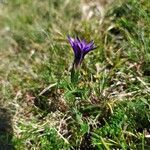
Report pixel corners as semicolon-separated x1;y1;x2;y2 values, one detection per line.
0;107;14;150
33;87;68;114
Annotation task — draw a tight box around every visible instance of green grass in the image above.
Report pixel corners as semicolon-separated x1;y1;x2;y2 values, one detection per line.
0;0;150;149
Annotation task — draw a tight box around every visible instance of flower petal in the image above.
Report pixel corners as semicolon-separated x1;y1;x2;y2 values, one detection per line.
68;36;74;47
83;41;97;55
68;35;97;68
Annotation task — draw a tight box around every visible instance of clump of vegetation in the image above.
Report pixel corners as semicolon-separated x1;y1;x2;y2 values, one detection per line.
0;0;149;149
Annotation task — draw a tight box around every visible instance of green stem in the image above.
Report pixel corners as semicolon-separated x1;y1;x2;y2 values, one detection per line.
71;66;80;84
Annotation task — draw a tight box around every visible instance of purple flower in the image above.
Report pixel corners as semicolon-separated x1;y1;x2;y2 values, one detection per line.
68;36;97;69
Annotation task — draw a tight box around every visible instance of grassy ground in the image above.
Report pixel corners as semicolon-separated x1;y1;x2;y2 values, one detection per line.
0;0;150;149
